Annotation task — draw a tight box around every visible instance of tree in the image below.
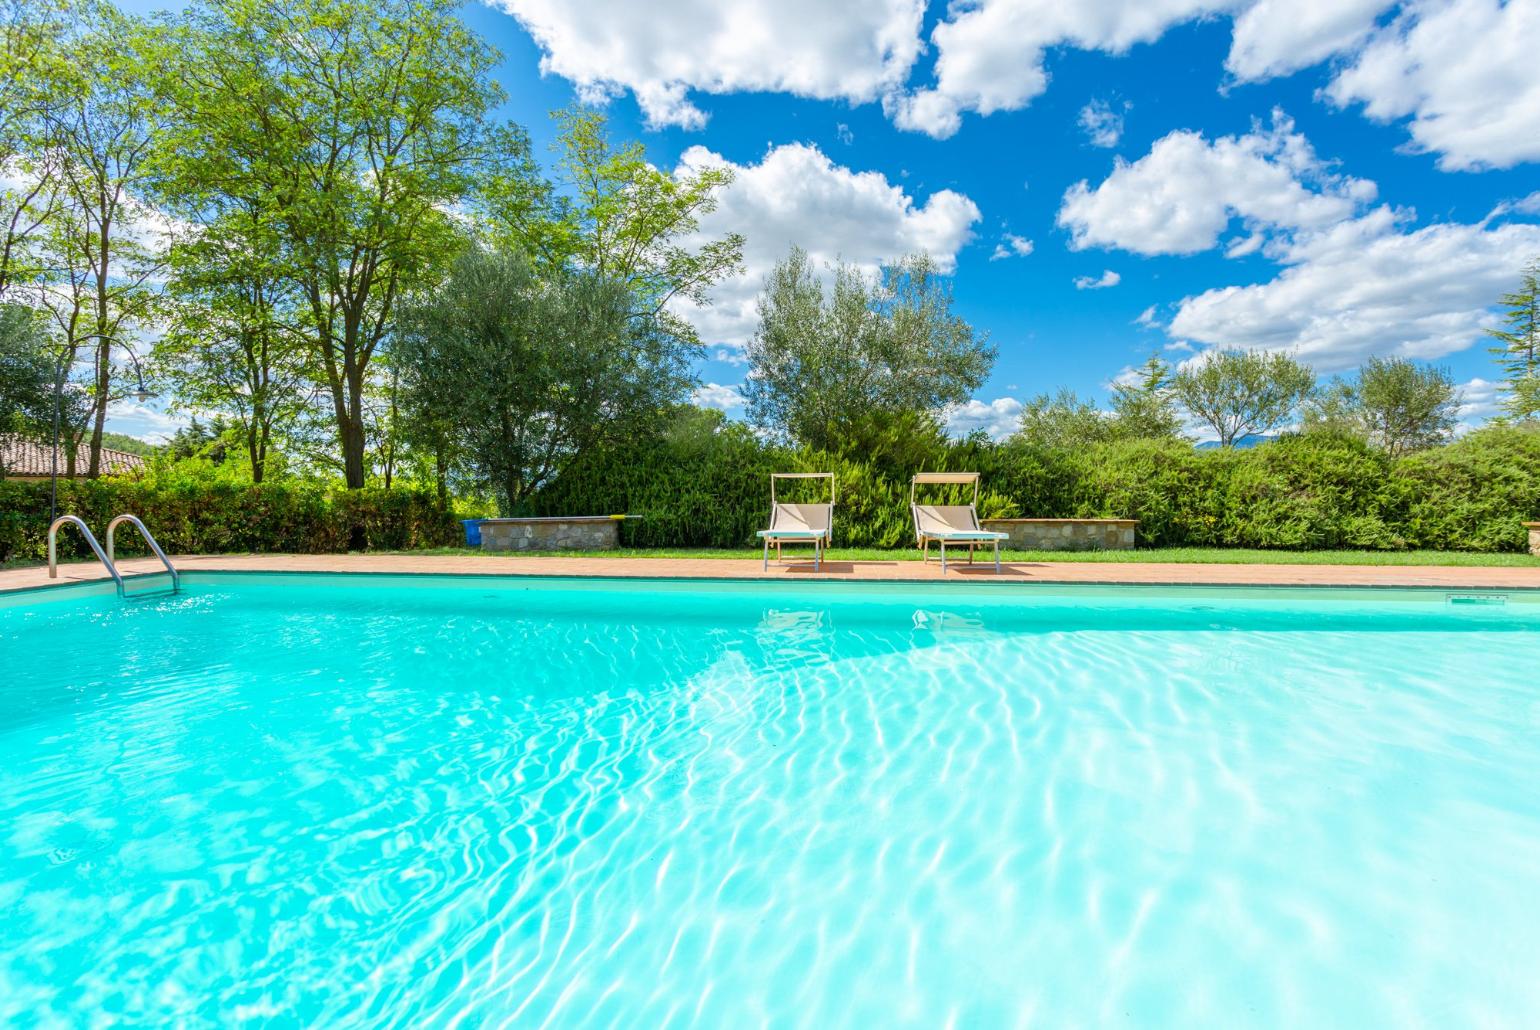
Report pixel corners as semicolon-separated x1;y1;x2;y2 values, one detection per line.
488;107;743;353
1486;261;1540;422
160;0;519;488
1110;354;1184;440
745;248;995;451
36;1;167;477
155;207;314;483
0;302;89;478
0;0;68;300
1173;349;1315;447
0;304;54;439
1015;389;1115;450
393;248;696;513
1014;357;1184;451
1304;357;1461;456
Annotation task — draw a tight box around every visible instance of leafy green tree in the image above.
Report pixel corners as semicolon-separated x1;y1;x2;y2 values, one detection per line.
1173;349;1316;447
393;248;696;513
1015;389;1115;450
1486;261;1540;422
0;304;55;448
745;247;994;451
0;302;92;478
1110;354;1185;440
155;207;314;483
34;1;167;477
0;0;69;300
488;108;743;351
1014;357;1184;451
160;0;521;488
1304;357;1461;456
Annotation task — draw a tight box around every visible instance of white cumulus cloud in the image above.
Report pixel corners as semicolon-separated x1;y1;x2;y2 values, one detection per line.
1326;0;1540;171
1074;270;1122;290
490;0;925;129
1226;0;1393;80
1058;112;1376;256
989;233;1035;260
692;382;746;411
674;143;981;347
1167;209;1540;371
945;397;1023;440
492;1;1540;173
889;0;1223;139
1078;98;1128;148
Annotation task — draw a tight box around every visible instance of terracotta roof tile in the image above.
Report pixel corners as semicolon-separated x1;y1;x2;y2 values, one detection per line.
0;435;148;477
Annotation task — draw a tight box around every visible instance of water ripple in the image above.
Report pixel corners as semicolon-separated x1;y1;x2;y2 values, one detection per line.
1;581;1538;1026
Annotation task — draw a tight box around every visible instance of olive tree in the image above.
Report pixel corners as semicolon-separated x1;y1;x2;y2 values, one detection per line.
1304;357;1461;456
392;248;696;513
745;248;994;451
1173;349;1315;447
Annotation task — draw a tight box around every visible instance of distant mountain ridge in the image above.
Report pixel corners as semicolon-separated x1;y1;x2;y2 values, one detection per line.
1195;434;1278;450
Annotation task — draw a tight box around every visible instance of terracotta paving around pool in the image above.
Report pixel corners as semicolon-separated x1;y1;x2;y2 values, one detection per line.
5;552;1539;594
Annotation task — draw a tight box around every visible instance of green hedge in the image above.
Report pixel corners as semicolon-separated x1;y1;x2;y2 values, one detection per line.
0;479;460;563
529;424;1540;552
6;425;1536;560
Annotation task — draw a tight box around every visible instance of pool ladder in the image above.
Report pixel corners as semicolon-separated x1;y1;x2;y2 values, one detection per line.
48;514;180;597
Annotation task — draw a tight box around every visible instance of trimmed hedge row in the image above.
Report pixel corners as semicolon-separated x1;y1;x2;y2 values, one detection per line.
5;425;1535;560
0;479;460;563
530;424;1540;552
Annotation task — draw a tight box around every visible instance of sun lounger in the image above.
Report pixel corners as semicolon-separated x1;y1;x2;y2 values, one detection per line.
911;472;1008;573
757;473;834;571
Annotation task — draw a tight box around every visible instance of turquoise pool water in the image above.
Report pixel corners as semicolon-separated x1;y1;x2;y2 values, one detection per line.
2;573;1538;1026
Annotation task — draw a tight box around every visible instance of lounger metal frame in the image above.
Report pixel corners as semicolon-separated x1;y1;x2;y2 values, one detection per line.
759;472;835;571
910;472;1007;573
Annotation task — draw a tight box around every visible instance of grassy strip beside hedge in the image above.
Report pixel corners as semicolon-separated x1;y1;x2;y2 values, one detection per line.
406;546;1540;567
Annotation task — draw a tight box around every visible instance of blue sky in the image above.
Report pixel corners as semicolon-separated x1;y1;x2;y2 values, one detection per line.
113;0;1540;440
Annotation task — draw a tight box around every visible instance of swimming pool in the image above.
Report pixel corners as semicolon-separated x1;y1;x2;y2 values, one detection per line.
2;572;1538;1025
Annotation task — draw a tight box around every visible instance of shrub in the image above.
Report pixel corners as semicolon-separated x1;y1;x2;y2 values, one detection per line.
520;424;1540;553
5;425;1535;560
0;479;459;563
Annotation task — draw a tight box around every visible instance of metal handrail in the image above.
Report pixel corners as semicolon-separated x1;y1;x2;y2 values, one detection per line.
106;514;179;593
48;515;125;597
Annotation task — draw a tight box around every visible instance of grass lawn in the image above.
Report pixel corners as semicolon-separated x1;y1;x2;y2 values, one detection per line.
404;546;1540;568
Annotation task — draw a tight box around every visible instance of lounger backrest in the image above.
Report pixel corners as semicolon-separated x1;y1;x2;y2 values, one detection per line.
913;504;981;539
771;502;832;535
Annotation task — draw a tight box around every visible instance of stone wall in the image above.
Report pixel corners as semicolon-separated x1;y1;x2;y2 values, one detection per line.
480;517;620;552
980;518;1137;551
1526;522;1540;557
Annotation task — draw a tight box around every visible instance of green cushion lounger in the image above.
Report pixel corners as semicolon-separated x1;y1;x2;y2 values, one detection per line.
910;472;1009;573
756;472;834;571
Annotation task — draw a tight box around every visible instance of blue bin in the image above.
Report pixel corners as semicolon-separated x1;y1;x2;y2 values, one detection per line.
460;519;485;547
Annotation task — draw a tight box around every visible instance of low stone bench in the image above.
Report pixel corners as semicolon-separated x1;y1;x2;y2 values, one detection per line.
1526;522;1540;557
479;516;622;552
980;518;1138;551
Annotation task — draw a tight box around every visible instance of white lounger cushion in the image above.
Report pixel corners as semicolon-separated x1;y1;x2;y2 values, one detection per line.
761;503;831;538
913;504;1006;541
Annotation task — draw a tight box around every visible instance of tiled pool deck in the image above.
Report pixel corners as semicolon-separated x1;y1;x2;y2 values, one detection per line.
5;552;1540;593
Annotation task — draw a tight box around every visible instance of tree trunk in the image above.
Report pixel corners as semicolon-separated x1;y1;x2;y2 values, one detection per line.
87;334;110;477
247;420;264;484
341;413;367;489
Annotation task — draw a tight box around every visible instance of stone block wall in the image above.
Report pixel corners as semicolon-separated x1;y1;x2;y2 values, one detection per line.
1526;522;1540;557
480;517;620;552
980;518;1138;551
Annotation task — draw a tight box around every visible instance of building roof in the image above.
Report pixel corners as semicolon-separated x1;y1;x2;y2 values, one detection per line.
0;435;149;478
